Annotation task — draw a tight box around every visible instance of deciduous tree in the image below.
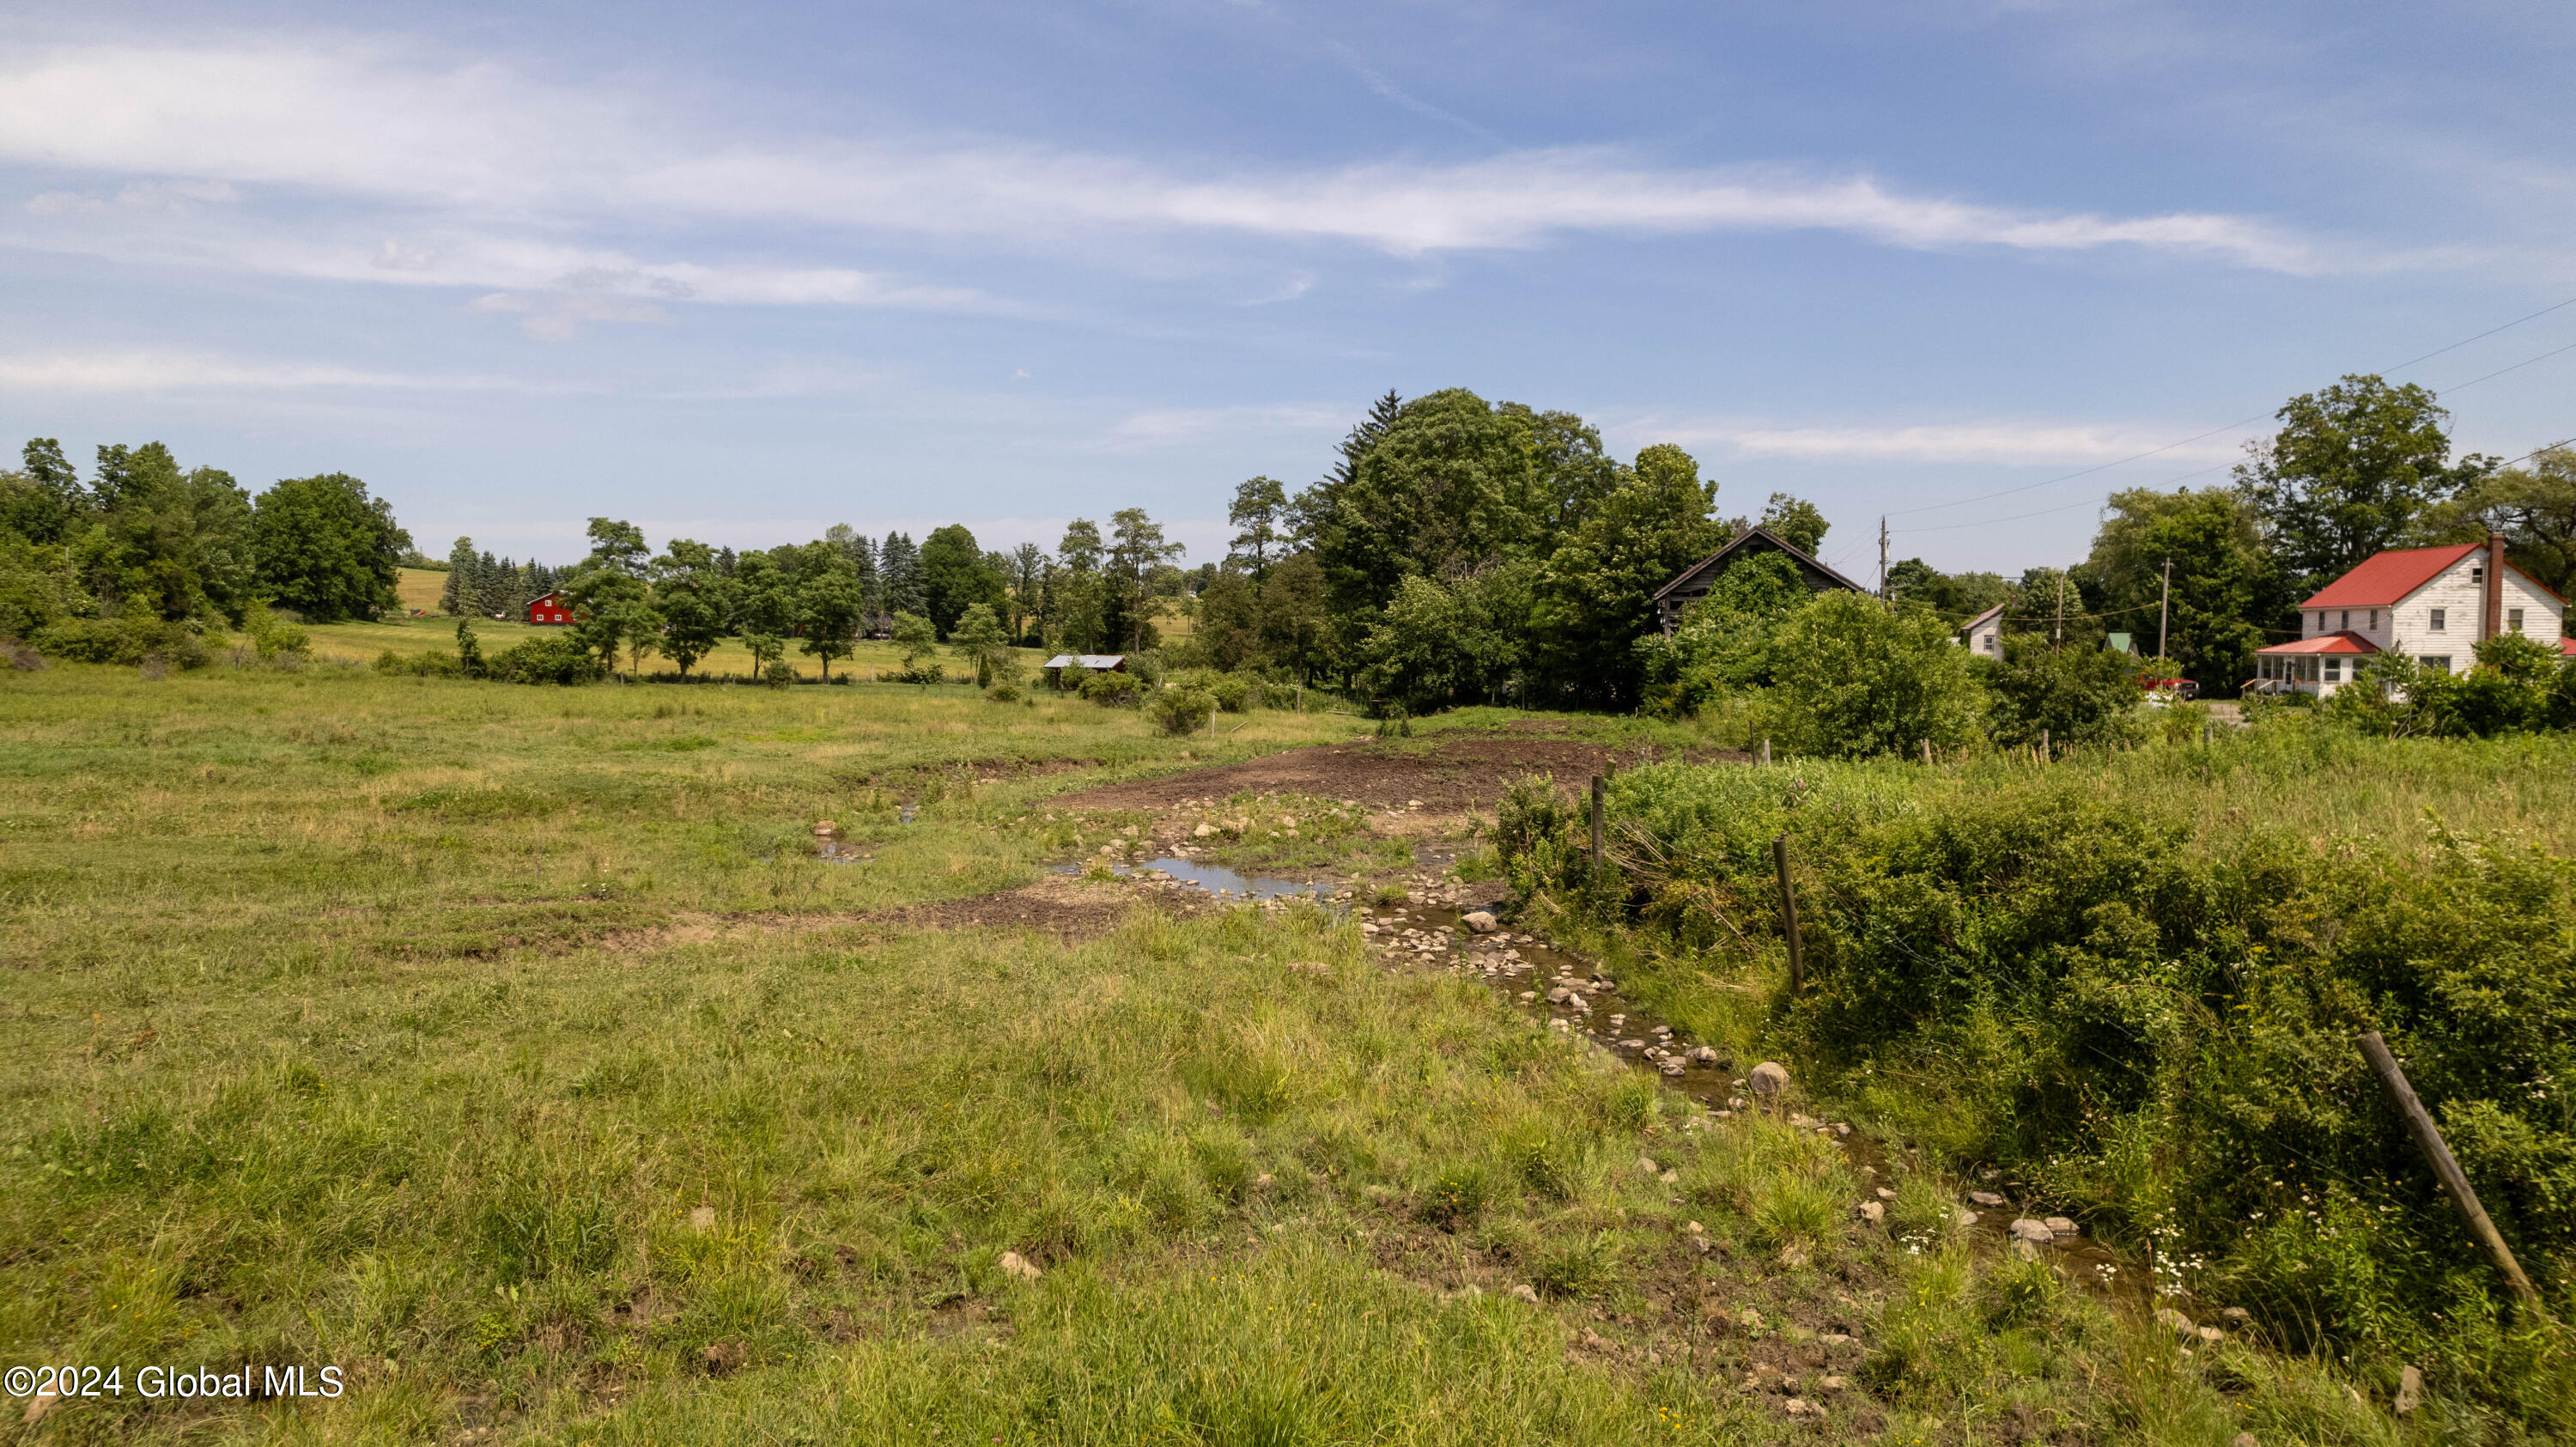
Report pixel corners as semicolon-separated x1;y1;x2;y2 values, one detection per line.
250;472;410;623
2235;374;2489;591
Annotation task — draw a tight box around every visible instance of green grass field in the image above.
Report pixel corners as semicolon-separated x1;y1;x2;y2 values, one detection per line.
0;666;2500;1444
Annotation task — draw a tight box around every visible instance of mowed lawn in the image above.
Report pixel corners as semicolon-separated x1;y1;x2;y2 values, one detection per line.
0;666;2414;1445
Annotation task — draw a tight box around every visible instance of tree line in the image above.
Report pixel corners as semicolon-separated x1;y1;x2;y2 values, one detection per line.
0;439;407;666
9;371;2567;715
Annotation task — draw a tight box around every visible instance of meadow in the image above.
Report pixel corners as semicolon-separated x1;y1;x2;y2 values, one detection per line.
0;661;2551;1444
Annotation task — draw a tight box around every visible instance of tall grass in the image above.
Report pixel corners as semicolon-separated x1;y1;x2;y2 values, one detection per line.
1505;714;2576;1433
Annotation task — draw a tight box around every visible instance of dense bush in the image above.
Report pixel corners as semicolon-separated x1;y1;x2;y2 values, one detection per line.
374;648;466;678
1080;671;1142;707
1757;593;1983;758
1978;634;2146;748
1506;757;2576;1418
488;634;608;685
1147;685;1216;736
1172;669;1255;713
32;613;210;670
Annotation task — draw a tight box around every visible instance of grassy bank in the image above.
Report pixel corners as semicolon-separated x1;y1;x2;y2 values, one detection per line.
0;667;2488;1444
1503;719;2576;1436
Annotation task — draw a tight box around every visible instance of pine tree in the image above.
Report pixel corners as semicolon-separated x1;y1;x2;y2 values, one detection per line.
879;531;925;617
440;537;475;615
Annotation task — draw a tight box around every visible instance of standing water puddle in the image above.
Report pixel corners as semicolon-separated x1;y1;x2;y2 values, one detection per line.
1054;856;1335;903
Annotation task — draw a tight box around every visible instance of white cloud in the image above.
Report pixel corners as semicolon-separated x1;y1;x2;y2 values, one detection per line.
1093;404;1349;449
0;41;2370;283
0;348;529;394
1634;416;2252;465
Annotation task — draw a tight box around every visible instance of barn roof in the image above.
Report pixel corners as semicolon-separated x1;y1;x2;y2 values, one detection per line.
1650;526;1868;605
1042;654;1126;670
1959;602;2005;632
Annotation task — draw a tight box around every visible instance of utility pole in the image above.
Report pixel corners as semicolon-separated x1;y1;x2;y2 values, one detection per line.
2158;557;2172;664
2054;573;2065;650
1878;515;1890;604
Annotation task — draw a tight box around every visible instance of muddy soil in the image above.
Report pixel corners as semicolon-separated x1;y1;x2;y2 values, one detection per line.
1050;733;1744;817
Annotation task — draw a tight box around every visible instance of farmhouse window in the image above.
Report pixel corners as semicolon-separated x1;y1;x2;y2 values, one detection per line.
2368;609;2379;629
2325;658;2342;682
2430;608;2446;632
2425;656;2451;674
2340;610;2349;629
2509;608;2524;632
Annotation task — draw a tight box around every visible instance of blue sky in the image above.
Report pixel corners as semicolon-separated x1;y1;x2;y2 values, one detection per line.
3;0;2572;580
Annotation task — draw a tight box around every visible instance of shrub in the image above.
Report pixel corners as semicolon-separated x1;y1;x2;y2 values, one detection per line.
489;635;608;685
1148;686;1215;736
1206;673;1252;713
762;660;796;690
1758;593;1983;758
1080;671;1142;707
987;683;1022;703
1981;634;2145;749
374;648;465;678
33;613;209;669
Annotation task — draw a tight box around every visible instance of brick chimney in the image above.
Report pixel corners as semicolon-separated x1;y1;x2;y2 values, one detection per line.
2484;532;2506;640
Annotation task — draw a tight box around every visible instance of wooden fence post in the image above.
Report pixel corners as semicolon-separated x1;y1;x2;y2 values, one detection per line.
1760;738;1772;766
1920;738;1932;766
1773;833;1805;995
1589;775;1606;874
2357;1031;2543;1308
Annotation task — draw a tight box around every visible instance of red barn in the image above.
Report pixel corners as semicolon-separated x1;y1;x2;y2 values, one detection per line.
526;591;574;626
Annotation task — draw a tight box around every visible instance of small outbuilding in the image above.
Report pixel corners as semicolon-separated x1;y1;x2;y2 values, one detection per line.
1958;602;2005;658
1042;654;1126;686
1649;526;1869;633
526;591;573;626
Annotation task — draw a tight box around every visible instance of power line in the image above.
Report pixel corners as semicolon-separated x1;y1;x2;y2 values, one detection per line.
2444;338;2576;395
1893;381;2576;541
1885;293;2576;521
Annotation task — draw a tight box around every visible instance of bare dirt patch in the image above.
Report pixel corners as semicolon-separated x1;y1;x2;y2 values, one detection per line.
1049;735;1742;818
859;872;1140;937
597;876;1145;955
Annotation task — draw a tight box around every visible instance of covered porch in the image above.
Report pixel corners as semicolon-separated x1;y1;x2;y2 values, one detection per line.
2250;632;2379;697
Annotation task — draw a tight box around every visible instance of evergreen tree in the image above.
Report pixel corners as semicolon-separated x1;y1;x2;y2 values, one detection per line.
440;537;475;616
878;531;925;617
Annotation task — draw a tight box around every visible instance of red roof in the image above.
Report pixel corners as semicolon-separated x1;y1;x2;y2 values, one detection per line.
2564;638;2576;657
2300;544;2478;609
2255;631;2382;656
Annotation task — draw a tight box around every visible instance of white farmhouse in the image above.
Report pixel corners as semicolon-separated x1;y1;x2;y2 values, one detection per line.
2251;535;2570;697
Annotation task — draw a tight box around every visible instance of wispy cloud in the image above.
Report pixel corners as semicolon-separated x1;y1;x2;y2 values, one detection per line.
1091;403;1349;450
0;348;538;394
0;41;2374;289
1634;416;2253;465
